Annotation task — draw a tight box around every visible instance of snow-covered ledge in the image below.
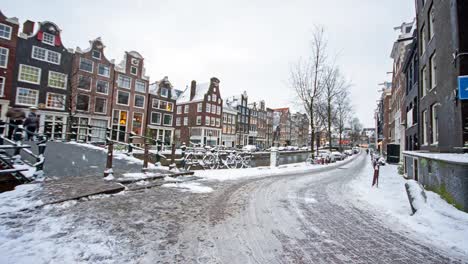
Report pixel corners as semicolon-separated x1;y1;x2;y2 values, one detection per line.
403;151;468;165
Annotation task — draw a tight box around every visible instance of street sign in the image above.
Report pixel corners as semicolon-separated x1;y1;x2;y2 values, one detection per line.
459;75;468;100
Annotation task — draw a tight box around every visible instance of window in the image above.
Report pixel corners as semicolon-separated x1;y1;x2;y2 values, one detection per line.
48;71;67;89
211;118;215;126
0;23;12;40
117;90;130;105
216;118;220;127
206;103;211;113
32;46;62;64
134;94;145;108
153;99;159;109
218;98;221;104
217;106;221;115
422;110;428;145
197;103;202;112
184;105;189;113
421;66;427;97
0;47;8;68
429;52;436;89
211;105;216;114
16;88;38;106
176;117;181;126
98;64;110;77
160;87;168;97
177;106;182;114
183;117;188;126
132;113;143;135
205;116;210;126
130;66;138;75
96;80;109;94
76;94;90;111
92;50;101;60
79;58;94;73
431;104;438;144
213;94;217;102
117;75;131;89
208;95;211;101
42;32;55;46
420;25;426;55
163;114;173;126
78;75;91;90
428;4;435;40
167;102;173;112
135;80;146;93
0;77;5;96
95;97;107;114
196;116;201;125
160;101;167;111
19;64;41;84
151;112;161;125
46;93;65;110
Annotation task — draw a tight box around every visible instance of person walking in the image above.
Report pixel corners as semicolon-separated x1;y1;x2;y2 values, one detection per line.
6;107;26;140
24;107;39;140
372;158;380;187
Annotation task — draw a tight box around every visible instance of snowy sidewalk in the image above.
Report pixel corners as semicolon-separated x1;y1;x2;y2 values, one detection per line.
349;159;468;259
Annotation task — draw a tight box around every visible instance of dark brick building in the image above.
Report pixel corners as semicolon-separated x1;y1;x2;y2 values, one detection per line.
0;10;19;120
71;37;115;142
147;76;177;147
403;30;419;151
175;77;223;146
12;20;73;140
226;91;249;147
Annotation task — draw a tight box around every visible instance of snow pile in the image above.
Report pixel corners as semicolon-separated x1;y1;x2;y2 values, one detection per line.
122;172;162;180
405;180;427;212
13;164;37;179
162;182;213;193
0;184;43;214
195;155;357;182
350;161;468;257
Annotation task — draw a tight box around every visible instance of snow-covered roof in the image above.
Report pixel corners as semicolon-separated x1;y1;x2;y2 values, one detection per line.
172;89;183;100
176;82;210;104
128;51;143;59
223;101;237;114
149;82;158;95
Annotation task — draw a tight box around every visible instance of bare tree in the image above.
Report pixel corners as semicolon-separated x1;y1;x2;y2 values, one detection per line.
333;88;352;151
289;26;327;159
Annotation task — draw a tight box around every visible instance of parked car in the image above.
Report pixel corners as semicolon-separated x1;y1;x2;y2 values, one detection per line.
268;147;278;152
344;150;353;156
278;146;286;151
318;150;336;163
352;147;360;154
242;145;258;152
331;151;345;161
300;146;309;151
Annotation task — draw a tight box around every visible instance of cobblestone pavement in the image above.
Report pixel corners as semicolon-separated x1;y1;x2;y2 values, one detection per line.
1;153;466;263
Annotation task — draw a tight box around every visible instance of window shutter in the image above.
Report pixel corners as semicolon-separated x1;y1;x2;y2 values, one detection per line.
37;31;43;41
55;35;62;46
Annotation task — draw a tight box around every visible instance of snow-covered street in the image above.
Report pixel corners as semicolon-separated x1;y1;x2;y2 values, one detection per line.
1;153;467;263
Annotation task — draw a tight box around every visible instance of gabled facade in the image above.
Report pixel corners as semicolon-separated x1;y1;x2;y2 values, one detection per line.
403;30;419;151
221;100;237;148
175;77;223;146
0;10;19;120
266;108;274;148
255;101;267;149
12;20;73;140
291;112;309;147
273;107;291;146
71;37;114;142
147;76;176;147
227;91;249;147
111;51;149;144
248;102;258;145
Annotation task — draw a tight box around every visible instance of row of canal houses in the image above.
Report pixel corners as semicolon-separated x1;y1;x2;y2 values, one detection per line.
0;11;308;148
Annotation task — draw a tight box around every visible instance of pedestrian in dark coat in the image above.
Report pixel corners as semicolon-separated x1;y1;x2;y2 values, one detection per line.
372;159;380;187
6;107;26;140
24;107;39;140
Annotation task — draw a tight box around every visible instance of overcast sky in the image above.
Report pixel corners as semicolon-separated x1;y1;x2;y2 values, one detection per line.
3;0;415;127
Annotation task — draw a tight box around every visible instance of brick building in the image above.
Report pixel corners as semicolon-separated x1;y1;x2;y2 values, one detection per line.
221;100;237;148
147;76;177;147
111;51;149;144
226;91;249;147
12;20;73;140
273;108;291;146
291;112;309;147
248;102;258;146
266;108;274;148
0;10;19;120
71;37;114;142
175;77;223;146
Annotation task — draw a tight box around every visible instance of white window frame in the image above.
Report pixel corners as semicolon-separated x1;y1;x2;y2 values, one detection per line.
79;57;94;73
217;106;221;115
130;66;138;76
428;4;435;40
205;116;210;126
206;103;211;113
184;105;189;113
211;105;216;114
97;64;110;77
431;104;439;145
163;114;173;126
197;103;202;112
134;94;145;108
429;52;436;90
135;80;146;93
116;90;130;106
421;66;427;98
132;112;144;136
176;117;181;126
92;50;101;60
422;110;428;145
183;117;188;126
117;74;131;89
94;97;107;114
420;25;426;55
46;92;66;110
42;32;55;46
76;94;90;112
0;47;9;68
96;79;109;95
16;87;39;107
31;46;61;65
0;23;12;40
0;76;5;96
160;87;168;97
48;71;67;89
153;99;159;109
177;105;182;114
151;112;162;125
18;64;41;85
196;116;201;125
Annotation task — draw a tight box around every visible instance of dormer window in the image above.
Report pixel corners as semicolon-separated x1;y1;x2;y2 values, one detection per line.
160;87;168;97
42;32;55;46
130;66;138;75
92;50;101;60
